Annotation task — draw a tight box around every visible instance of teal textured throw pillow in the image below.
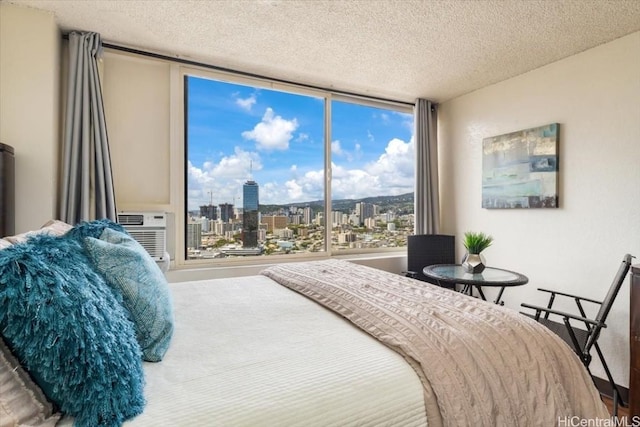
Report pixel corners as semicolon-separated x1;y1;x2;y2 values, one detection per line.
65;218;127;241
84;228;174;362
0;234;145;427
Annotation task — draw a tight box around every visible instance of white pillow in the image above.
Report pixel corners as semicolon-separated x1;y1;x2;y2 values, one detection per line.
4;220;72;244
0;337;61;427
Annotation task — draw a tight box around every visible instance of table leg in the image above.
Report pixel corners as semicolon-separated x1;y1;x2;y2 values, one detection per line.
494;286;506;305
476;286;487;301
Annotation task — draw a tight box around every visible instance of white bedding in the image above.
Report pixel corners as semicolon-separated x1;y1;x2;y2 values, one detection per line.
262;259;610;426
59;275;428;426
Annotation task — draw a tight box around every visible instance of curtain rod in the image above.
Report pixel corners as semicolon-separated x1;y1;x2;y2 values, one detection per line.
62;34;415;108
104;42;416;107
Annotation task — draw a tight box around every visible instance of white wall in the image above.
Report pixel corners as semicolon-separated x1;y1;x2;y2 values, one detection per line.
102;52;172;211
100;52;179;260
0;4;60;233
438;32;640;387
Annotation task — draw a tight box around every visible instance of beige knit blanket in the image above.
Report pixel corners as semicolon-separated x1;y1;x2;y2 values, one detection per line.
261;259;610;427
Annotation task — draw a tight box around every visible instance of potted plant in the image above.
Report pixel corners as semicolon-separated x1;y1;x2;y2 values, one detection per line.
462;231;493;273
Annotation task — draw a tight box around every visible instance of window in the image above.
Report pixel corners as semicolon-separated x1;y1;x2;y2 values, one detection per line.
184;72;413;261
330;100;414;252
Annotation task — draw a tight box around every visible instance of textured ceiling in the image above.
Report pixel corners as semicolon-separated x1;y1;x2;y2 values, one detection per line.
4;0;640;103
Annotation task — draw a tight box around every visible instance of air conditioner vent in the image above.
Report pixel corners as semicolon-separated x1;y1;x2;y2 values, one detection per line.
127;229;166;260
116;212;166;261
116;214;144;226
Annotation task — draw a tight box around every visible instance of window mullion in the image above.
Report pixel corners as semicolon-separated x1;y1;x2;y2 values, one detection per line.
324;96;332;255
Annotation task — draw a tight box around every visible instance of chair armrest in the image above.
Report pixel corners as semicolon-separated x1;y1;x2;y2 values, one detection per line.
536;288;602;305
521;303;604;327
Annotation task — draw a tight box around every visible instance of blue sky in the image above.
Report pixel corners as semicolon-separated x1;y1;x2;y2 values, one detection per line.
186;75;414;210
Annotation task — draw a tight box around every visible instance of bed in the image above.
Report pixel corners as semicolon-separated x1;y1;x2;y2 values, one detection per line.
63;261;611;427
0;220;610;427
98;273;428;427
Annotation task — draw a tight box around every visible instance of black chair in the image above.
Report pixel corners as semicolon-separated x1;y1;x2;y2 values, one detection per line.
405;234;455;287
521;253;634;416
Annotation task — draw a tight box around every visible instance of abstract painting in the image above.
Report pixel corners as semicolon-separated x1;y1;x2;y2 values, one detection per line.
482;123;559;209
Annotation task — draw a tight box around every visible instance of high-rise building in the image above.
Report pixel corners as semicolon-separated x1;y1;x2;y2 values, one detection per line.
243;180;259;248
244;180;259;211
262;215;288;233
218;203;235;222
355;202;375;226
331;211;349;227
303;206;312;225
290;214;301;225
200;216;210;232
199;204;217;220
338;231;356;244
187;221;202;250
214;219;232;236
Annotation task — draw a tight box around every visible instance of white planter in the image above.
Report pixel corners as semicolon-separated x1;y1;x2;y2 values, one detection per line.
462;253;486;273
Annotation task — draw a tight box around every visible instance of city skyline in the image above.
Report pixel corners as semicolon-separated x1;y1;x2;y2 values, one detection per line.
193;190;415;216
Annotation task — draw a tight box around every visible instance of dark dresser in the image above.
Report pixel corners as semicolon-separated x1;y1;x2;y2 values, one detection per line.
0;143;15;237
631;264;640;416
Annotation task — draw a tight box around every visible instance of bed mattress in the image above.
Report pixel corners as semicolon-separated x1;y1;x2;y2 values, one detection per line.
60;275;427;426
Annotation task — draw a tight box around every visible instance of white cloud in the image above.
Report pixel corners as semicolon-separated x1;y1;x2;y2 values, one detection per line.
187;148;262;209
329;137;415;200
331;140;344;156
331;163;379;199
258;182;283;204
285;180;304;200
367;138;414;177
259;137;415;204
188;137;414;209
331;140;363;162
359;137;415;195
374;112;390;124
396;111;414;132
188;161;214;188
259;169;324;205
241;108;298;151
210;147;261;179
235;93;257;111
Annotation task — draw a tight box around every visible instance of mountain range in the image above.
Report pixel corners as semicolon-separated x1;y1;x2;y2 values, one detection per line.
260;192;414;215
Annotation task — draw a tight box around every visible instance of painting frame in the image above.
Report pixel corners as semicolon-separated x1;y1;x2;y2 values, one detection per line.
482;123;559;209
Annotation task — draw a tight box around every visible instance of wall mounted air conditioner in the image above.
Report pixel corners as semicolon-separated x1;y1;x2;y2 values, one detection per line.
116;212;166;261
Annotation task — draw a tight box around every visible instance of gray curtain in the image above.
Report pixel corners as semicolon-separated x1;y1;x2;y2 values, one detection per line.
414;99;439;234
60;32;116;224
